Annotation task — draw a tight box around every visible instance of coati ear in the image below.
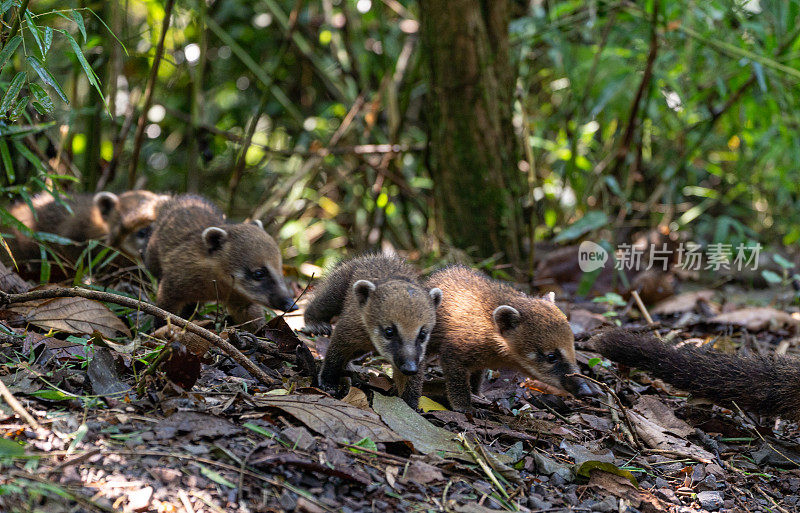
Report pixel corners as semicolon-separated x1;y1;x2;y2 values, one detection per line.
353;279;376;306
543;292;556;303
251;219;264;230
202;227;228;252
429;287;443;308
93;192;119;219
492;305;521;333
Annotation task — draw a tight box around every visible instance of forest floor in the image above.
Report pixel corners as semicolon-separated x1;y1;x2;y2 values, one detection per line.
1;262;799;513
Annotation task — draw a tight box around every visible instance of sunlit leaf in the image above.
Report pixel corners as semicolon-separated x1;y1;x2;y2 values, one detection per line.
0;35;22;73
43;26;53;56
29;83;54;114
0;71;26;114
25;10;45;58
26;55;68;102
0;0;20;17
71;10;87;43
553;211;608;243
9;95;27;121
61;31;105;104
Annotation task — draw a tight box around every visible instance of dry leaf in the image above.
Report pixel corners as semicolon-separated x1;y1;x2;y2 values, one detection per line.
634;395;693;438
651;290;716;315
626;410;713;463
341;386;370;409
253;394;403;443
11;297;131;338
711;307;800;332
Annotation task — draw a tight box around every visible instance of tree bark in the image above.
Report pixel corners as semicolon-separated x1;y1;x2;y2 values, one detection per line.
419;0;521;263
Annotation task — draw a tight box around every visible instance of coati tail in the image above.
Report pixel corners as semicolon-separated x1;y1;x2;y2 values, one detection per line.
592;329;800;421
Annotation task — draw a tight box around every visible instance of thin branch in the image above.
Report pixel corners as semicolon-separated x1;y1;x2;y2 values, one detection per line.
0;378;41;430
127;0;176;188
0;287;276;387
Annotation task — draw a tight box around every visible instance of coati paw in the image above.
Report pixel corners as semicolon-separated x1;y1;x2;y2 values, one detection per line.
302;320;332;337
317;376;350;398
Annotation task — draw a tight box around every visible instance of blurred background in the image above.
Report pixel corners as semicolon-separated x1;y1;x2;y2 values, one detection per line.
1;0;798;283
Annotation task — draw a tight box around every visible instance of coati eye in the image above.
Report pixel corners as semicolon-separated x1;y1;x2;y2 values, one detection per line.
135;227;151;238
383;326;396;338
544;351;560;364
417;328;427;340
251;268;267;280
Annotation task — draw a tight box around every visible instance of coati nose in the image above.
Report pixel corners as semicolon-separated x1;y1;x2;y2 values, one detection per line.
571;378;601;398
399;361;418;375
279;298;298;312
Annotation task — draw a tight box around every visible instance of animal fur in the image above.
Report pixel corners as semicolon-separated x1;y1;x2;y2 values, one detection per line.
304;254;442;408
427;266;596;412
144;194;295;330
592;328;800;421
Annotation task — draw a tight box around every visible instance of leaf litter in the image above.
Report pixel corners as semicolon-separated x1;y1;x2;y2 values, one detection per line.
1;262;800;512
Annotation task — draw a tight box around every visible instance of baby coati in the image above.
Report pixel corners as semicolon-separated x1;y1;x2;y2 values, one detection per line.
111;190;170;258
144;194;296;330
5;191;122;276
303;254;443;407
5;190;168;265
426;266;597;412
592;328;800;421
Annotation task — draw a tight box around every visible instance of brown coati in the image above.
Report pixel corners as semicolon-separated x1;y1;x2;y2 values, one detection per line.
144;194;296;329
592;328;800;421
426;266;597;412
303;254;443;407
4;191;122;276
110;190;170;258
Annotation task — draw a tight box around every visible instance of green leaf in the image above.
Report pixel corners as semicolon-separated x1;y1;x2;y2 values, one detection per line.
761;270;782;285
773;254;794;270
12;139;43;171
0;35;22;73
43;26;53;56
29;83;54;114
243;422;279;439
198;464;236;488
0;0;20;17
348;437;378;454
71;10;87;43
553;211;609;243
0;137;13;182
9;95;27;120
576;460;638;487
39;246;50;284
31;389;71;401
62;31;105;105
0;71;26;114
588;357;602;368
0;438;26;457
25;10;45;58
26;55;68;102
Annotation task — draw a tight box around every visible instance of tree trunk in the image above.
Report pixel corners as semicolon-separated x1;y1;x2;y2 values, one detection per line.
419;0;521;263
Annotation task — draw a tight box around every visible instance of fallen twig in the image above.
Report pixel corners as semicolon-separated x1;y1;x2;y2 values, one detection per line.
0;377;41;430
0;287;276;387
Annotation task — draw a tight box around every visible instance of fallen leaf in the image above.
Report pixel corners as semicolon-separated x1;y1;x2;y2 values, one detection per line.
87;347;133;400
577;461;637;486
10;297;131;338
253;394;403;443
163;342;202;390
634;395;693;438
402;458;445;484
155;412;241;440
651;290;716;315
371;393;463;458
261;314;301;352
569;308;612;336
341;386;369;409
419;396;448;412
711;307;800;332
560;440;614;466
626;410;714;463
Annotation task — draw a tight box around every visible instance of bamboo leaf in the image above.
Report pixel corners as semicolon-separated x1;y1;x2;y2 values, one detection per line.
0;0;20;17
0;137;14;182
71;10;87;43
9;95;28;120
25;10;45;58
0;35;22;74
26;55;68;102
43;26;53;56
12;139;43;171
62;31;105;105
29;83;54;114
0;71;26;114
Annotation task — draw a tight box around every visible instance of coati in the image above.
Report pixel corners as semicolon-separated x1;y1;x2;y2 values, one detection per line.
110;190;170;258
144;194;296;330
303;254;443;407
4;190;168;266
426;266;597;412
592;328;800;421
4;191;123;276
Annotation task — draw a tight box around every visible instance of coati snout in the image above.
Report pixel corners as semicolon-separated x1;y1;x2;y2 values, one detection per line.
427;265;598;412
111;190;170;258
201;222;296;312
352;278;442;376
303;254;442;408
